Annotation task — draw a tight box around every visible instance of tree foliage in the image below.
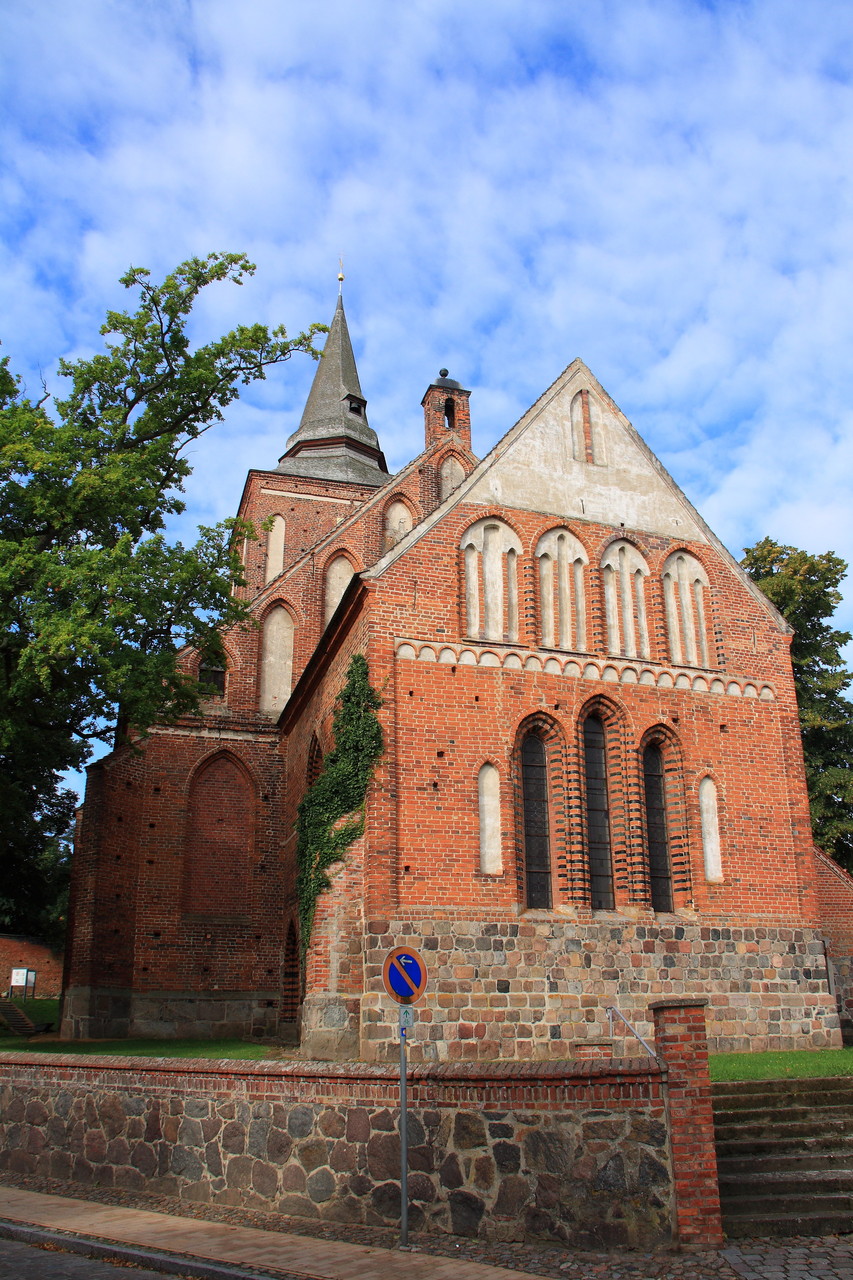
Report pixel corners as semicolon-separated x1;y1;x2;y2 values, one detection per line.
295;655;383;967
742;537;853;870
0;254;323;934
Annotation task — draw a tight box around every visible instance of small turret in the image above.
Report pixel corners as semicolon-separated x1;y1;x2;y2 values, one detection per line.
422;370;471;451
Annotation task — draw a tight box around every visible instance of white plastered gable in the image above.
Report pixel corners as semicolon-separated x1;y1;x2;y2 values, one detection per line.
363;359;790;635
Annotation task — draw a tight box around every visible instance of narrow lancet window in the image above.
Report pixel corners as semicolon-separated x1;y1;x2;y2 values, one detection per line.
643;743;673;911
700;776;723;881
521;736;551;908
265;515;286;584
478;763;502;875
583;715;615;909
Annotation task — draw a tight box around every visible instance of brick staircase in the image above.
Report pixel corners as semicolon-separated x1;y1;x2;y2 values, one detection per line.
713;1077;853;1238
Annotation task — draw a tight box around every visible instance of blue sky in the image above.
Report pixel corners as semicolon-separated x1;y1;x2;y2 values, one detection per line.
3;0;853;763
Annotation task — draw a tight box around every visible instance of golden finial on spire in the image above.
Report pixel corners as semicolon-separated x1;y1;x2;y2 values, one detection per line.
338;257;345;294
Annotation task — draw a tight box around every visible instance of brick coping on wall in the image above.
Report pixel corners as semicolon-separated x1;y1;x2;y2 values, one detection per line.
0;1052;662;1082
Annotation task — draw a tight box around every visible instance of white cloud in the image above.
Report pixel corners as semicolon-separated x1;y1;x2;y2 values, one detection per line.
3;0;853;673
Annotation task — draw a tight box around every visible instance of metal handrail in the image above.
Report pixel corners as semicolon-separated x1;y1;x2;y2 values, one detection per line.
606;1006;657;1059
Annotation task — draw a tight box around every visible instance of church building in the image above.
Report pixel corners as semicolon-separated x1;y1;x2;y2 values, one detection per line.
61;294;851;1060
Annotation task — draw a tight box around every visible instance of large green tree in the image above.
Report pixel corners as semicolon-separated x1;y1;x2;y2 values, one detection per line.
0;253;322;934
742;537;853;870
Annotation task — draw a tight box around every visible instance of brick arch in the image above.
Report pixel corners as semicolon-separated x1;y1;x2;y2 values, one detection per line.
322;550;362;626
436;451;469;500
574;695;630;909
381;494;418;552
511;713;567;910
636;724;692;910
182;751;257;919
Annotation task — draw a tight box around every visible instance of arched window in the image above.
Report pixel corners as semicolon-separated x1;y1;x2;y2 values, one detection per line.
662;551;711;668
583;715;615;909
478;762;502;875
460;518;522;642
198;658;226;698
520;736;551;908
700;776;723;881
642;742;673;911
259;604;294;718
265;515;286;584
183;754;254;916
439;455;465;500
536;528;588;651
601;541;651;659
324;555;356;625
383;500;413;550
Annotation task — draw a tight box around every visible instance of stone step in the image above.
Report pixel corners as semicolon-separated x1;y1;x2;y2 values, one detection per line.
713;1103;853;1127
719;1168;853;1198
712;1079;853;1108
714;1116;853;1145
718;1148;853;1174
721;1206;853;1239
716;1133;853;1159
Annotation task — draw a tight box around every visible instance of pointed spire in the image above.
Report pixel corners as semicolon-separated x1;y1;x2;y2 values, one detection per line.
276;295;389;486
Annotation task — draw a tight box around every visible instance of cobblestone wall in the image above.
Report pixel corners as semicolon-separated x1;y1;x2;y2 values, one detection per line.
353;917;839;1063
0;1054;681;1248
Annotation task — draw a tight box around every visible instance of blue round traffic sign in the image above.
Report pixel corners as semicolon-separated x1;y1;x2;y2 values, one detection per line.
382;946;428;1005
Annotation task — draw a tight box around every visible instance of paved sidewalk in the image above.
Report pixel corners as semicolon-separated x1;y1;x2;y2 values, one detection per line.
1;1185;852;1280
0;1185;535;1280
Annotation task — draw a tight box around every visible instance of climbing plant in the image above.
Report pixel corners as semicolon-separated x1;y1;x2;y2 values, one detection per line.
295;654;383;965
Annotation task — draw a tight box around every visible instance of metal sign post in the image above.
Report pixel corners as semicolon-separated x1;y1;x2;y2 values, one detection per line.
382;948;427;1251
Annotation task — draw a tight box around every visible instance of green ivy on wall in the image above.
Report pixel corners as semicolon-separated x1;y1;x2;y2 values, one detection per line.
295;654;383;967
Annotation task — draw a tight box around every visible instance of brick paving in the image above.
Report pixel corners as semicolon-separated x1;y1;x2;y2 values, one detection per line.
2;1174;853;1280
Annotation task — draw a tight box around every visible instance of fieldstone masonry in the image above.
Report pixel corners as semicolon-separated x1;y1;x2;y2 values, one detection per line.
349;917;839;1064
0;1003;723;1248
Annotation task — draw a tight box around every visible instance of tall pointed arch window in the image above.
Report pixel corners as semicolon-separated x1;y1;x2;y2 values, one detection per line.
520;735;551;908
536;528;588;651
265;515;286;584
259;604;294;718
583;714;615;909
461;518;522;643
642;742;673;912
601;541;651;659
570;390;607;465
662;551;711;668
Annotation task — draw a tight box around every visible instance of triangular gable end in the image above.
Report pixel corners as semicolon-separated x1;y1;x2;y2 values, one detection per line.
363;359;790;634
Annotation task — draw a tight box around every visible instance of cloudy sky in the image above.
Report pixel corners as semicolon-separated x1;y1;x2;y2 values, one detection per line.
3;0;853;661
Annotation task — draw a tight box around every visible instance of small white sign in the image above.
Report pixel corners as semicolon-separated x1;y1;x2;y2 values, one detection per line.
9;968;35;991
400;1006;414;1029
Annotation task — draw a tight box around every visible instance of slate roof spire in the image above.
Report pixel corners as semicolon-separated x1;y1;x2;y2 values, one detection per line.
276;294;389;486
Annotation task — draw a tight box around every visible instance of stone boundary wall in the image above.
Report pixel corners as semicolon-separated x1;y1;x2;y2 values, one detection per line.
0;1003;722;1248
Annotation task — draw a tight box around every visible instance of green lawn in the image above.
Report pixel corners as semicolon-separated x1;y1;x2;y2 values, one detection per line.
0;998;278;1059
710;1047;853;1081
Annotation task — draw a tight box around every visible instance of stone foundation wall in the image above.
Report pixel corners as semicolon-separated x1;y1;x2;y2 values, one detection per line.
828;956;853;1042
0;1004;722;1248
351;916;840;1063
60;987;280;1041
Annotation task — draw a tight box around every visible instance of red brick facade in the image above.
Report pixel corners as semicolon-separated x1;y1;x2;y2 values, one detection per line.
63;320;847;1058
0;936;63;998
